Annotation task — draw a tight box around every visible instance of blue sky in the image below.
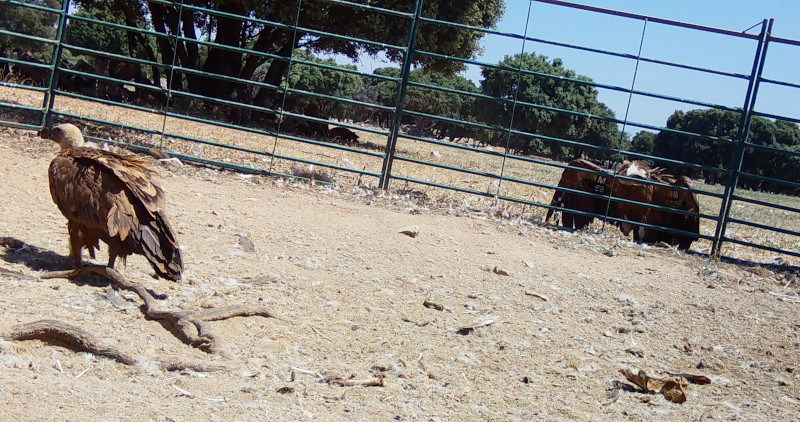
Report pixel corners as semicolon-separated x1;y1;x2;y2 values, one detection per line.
351;0;800;134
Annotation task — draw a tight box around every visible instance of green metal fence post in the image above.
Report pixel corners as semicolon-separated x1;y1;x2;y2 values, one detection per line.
157;0;185;149
711;19;773;257
42;0;70;128
379;0;423;191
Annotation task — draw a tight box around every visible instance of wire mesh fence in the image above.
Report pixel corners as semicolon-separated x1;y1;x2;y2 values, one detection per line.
1;0;799;263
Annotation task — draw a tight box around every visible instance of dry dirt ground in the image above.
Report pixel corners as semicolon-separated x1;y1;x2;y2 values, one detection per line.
1;127;799;422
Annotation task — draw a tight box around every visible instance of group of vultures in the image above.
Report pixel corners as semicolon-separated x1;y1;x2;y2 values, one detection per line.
546;159;701;250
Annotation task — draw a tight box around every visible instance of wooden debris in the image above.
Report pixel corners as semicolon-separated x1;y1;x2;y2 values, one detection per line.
7;265;288;371
329;374;385;387
241;274;280;285
0;319;234;372
289;367;385;387
399;226;419;238
457;316;498;335
2;319;137;365
0;268;37;281
524;291;549;301
769;292;800;303
665;372;712;385
423;299;445;311
171;384;193;397
492;266;509;276
41;266;285;356
291;367;320;377
401;316;430;327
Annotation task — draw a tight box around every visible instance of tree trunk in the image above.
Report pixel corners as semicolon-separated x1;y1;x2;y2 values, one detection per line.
251;35;300;116
148;2;181;91
199;3;245;100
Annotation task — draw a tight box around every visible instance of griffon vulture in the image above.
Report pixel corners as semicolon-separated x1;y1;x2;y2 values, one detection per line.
39;123;183;280
612;160;657;242
545;159;613;230
647;175;701;250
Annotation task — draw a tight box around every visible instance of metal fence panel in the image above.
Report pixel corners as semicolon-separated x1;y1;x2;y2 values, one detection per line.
1;0;800;263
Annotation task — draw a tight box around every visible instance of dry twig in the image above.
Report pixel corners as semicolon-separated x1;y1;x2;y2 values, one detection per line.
423;299;445;311
524;291;549;301
329;374;385;387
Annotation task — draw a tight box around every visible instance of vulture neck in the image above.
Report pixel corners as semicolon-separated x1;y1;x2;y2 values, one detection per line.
60;138;86;149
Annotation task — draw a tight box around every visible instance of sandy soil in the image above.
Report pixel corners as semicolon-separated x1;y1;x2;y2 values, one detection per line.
1;127;799;421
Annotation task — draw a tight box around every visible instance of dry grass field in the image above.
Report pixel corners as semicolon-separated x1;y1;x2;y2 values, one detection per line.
1;86;799;421
3;83;799;264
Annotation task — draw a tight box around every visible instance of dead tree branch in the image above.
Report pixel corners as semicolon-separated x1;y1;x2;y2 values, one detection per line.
0;319;232;372
39;266;285;359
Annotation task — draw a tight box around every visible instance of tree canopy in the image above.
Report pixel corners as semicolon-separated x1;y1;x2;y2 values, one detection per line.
68;0;504;110
654;109;800;192
476;53;622;159
0;0;60;55
630;131;656;156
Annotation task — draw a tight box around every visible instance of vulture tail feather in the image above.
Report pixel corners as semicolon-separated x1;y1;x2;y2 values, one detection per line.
133;211;183;281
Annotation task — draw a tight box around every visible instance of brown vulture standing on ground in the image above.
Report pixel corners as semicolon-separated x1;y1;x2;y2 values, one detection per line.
612;160;657;243
39;123;183;280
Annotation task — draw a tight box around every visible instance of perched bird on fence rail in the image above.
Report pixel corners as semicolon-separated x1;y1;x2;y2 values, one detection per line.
39;123;183;281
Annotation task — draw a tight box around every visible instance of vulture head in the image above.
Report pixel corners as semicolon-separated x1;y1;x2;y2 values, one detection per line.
39;123;85;149
617;160;650;182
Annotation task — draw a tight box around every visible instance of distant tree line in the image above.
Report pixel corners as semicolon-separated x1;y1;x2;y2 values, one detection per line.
629;109;800;194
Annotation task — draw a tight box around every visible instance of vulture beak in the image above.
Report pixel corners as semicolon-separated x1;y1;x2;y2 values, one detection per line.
38;127;54;140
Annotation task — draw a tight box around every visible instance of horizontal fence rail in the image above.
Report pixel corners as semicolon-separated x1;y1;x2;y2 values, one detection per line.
1;0;799;265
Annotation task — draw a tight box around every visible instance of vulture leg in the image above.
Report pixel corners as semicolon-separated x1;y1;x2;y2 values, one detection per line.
67;223;83;269
545;192;563;224
106;248;127;269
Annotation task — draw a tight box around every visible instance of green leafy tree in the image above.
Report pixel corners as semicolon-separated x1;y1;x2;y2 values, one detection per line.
64;1;163;91
653;109;800;191
404;68;479;138
0;0;60;55
363;67;402;127
372;67;402;106
66;5;128;54
653;109;740;183
475;53;620;159
364;66;480;137
742;117;800;192
282;50;363;120
630;130;656;156
71;0;504;111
